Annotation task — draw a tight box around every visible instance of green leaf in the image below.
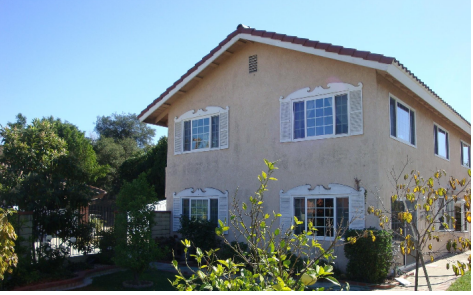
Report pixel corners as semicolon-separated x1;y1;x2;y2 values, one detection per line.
262;171;267;179
283;260;291;268
242;203;247;210
270;242;275;253
274;228;280;236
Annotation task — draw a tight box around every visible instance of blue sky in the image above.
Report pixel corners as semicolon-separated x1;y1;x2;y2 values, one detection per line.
1;0;471;142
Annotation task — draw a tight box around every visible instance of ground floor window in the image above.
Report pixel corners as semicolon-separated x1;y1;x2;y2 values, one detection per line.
182;198;218;226
454;203;469;232
293;196;349;237
391;200;417;241
172;187;228;232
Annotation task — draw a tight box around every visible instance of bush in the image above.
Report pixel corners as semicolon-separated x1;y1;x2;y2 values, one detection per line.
344;228;393;283
155;235;182;261
178;216;220;252
95;228;116;264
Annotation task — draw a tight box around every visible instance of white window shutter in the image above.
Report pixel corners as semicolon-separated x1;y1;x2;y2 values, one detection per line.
218;193;229;234
174;121;183;155
173;196;181;231
219;109;229;149
280;101;292;142
348;193;365;229
279;195;292;232
349;89;363;135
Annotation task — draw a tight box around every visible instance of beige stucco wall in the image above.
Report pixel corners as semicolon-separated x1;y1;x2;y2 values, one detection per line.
162;41;470;270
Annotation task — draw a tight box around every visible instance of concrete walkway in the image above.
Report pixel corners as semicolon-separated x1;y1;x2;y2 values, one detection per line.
375;250;471;291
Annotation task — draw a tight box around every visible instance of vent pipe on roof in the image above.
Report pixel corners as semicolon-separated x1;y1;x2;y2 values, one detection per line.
237;24;250;29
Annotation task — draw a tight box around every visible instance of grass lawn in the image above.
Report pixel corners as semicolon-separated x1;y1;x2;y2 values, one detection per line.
447;271;471;291
73;269;178;291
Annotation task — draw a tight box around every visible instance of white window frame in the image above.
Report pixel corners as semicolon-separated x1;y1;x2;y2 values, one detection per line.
174;106;229;155
183;115;219;152
280;82;363;143
292;93;350;141
293;195;350;240
461;140;471;168
279;183;365;241
389;94;417;148
182;197;218;221
437;198;455;232
454;201;470;233
434;122;450;161
172;187;229;233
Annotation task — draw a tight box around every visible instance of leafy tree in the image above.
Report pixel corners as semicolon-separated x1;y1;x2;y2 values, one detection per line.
0;116;106;255
172;160;346;291
93;137;141;192
0;208;18;280
114;136;167;198
114;173;163;286
94;113;155;147
368;160;471;291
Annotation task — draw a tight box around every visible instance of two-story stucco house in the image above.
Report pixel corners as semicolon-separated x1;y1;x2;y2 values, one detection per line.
138;25;471;270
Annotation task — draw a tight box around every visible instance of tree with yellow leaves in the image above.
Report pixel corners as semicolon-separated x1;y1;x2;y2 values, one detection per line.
0;208;18;280
368;160;471;291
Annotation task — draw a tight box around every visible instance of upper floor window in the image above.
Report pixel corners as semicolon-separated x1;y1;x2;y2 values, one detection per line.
280;82;363;142
461;141;470;168
390;95;416;146
434;124;449;160
174;106;228;155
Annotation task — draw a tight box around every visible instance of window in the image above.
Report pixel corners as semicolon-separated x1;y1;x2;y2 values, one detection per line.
293;197;348;237
461;141;470;168
454;203;469;232
173;187;228;233
293;95;348;139
434;124;449;160
438;199;454;231
280;82;363;143
182;198;218;226
183;116;219;151
280;183;365;239
174;106;229;155
390;95;416;146
391;200;417;241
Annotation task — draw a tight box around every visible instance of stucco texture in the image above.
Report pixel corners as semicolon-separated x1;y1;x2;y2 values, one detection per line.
162;41;470;270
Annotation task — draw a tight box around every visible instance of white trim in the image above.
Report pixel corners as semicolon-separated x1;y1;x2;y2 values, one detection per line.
139;33;469;136
460;140;471;168
174;187;228;198
433;122;450;161
280;183;365;239
387;63;470;135
175;106;229;154
279;82;363;103
389;93;417;148
281;82;362;142
174;106;228;122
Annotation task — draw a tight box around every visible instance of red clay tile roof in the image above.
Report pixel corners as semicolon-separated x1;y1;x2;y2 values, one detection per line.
138;24;469;126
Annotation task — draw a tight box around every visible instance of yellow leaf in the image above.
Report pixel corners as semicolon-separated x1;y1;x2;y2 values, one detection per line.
428;244;432;250
430;255;434;262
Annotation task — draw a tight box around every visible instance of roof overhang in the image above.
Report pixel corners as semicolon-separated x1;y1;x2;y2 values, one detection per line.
139;27;470;135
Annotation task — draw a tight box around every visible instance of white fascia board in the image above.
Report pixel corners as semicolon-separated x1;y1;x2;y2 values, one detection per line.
139;35;243;122
387;64;470;135
242;35;390;71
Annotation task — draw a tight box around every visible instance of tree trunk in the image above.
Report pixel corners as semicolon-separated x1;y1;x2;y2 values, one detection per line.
134;271;140;285
414;251;419;291
419;252;432;291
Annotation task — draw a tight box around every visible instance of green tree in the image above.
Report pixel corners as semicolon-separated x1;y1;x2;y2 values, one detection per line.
368;160;471;291
114;173;162;286
114;136;167;198
0;116;106;254
0;208;18;280
172;160;344;291
94;113;155;148
93;137;141;192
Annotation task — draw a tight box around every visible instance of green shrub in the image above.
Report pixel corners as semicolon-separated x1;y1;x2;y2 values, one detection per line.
178;216;220;252
95;228;116;264
344;228;393;283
